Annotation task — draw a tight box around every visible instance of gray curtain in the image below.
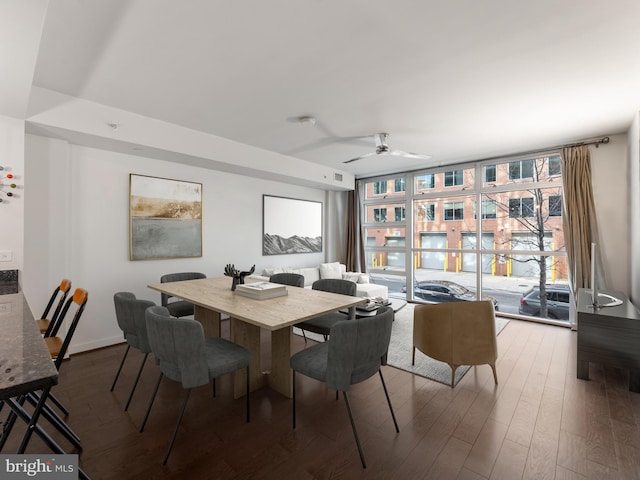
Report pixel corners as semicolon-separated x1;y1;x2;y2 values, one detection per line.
345;182;366;272
561;145;600;326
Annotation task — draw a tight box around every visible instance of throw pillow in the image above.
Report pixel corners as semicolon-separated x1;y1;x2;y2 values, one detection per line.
342;272;362;283
320;262;342;279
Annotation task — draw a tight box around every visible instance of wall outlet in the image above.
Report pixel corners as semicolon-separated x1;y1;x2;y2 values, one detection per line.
0;250;12;262
0;303;11;314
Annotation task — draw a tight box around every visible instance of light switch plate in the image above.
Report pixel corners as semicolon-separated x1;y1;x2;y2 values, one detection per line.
0;250;12;261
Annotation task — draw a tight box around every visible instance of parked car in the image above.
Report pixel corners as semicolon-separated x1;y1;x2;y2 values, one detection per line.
401;280;499;310
518;284;570;320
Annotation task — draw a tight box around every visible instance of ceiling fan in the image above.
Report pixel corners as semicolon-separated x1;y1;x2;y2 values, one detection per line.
343;133;431;164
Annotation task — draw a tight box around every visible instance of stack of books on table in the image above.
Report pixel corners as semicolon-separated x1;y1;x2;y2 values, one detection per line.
234;282;288;300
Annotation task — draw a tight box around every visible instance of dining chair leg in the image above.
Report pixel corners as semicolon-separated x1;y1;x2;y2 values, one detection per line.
111;345;131;391
163;388;191;465
124;352;149;411
490;363;498;384
343;391;366;468
378;369;399;433
140;372;163;433
450;364;458;388
292;372;296;429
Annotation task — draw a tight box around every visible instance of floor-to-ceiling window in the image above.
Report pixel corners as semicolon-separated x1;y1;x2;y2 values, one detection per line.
361;153;569;325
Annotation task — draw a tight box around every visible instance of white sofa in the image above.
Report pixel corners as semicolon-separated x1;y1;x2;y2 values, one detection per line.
251;262;388;300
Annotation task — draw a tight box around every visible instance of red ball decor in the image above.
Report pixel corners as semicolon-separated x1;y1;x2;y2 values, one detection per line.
1;166;19;203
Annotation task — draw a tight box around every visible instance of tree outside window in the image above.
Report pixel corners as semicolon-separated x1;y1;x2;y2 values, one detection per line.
549;195;562;216
424;204;435;221
509;160;534;180
509;197;534;218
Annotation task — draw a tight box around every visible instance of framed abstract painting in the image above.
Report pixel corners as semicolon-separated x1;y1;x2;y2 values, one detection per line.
129;174;202;260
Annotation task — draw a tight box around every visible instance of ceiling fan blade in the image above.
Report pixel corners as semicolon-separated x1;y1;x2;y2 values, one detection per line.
285;135;370;156
389;150;432;160
341;133;431;164
343;152;377;164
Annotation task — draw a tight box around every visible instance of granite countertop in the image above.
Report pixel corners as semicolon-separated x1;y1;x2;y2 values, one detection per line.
0;269;19;295
0;292;58;400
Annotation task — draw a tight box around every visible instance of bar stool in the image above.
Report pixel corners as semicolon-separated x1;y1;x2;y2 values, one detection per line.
1;289;89;454
36;278;72;336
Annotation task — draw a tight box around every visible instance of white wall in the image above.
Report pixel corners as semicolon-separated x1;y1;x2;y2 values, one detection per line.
628;113;640;304
590;134;630;294
24;134;336;353
0;115;25;273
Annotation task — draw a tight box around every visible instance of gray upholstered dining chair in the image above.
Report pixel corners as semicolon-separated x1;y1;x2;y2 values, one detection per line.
269;272;305;288
159;272;206;318
290;306;399;468
111;292;156;411
140;305;251;465
296;278;357;342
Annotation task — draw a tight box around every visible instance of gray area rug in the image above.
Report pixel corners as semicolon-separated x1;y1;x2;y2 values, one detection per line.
387;303;509;386
293;303;509;387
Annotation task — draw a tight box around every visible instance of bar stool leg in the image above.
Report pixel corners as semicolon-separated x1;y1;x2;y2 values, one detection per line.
18;386;52;453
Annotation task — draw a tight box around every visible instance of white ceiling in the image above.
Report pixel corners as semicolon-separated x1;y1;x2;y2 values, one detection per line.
22;0;640;177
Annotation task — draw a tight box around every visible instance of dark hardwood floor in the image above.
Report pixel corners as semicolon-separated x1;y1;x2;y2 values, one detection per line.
3;316;640;479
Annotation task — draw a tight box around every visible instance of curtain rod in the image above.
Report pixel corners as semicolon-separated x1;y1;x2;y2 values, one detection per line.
356;136;611;182
478;136;610;163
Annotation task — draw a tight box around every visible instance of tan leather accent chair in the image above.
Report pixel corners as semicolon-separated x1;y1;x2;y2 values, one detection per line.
412;301;498;387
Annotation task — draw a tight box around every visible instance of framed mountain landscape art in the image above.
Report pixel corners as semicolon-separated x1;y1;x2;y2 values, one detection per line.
263;195;322;255
130;174;202;260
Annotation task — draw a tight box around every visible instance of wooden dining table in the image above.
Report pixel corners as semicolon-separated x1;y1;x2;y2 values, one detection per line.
148;276;365;398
